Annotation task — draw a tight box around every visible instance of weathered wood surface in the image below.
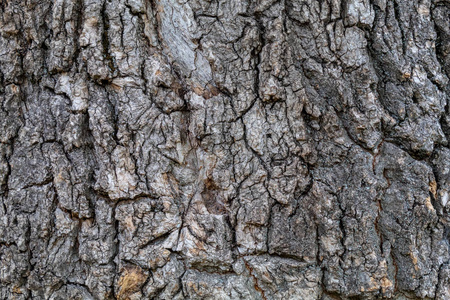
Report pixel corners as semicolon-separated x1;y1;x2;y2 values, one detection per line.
0;0;449;299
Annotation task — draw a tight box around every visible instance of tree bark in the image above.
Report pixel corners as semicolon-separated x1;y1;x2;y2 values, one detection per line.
0;0;449;299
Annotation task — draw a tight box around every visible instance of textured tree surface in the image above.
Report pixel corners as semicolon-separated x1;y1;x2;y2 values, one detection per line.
0;0;449;299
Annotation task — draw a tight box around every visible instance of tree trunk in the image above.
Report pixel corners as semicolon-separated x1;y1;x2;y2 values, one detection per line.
1;0;449;299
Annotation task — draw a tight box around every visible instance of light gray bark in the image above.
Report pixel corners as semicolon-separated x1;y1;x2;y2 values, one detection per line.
0;0;449;299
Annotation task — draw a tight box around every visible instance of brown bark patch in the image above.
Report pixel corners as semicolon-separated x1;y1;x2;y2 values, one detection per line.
116;265;148;300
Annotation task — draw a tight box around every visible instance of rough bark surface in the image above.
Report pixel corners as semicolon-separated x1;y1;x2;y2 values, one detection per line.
0;0;449;299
